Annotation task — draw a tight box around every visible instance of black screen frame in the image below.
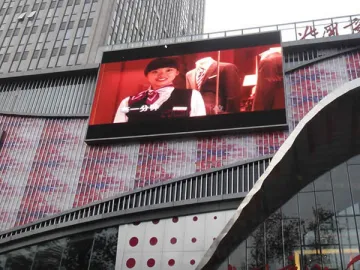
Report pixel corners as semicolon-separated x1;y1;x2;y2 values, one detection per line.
86;31;288;144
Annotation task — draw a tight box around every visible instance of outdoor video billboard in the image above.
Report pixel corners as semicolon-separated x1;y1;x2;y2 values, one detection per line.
86;32;287;143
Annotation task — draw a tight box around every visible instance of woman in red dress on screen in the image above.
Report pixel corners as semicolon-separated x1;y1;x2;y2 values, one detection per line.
113;57;206;123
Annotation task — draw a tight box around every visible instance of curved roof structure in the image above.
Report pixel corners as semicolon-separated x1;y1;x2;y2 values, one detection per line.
197;78;360;269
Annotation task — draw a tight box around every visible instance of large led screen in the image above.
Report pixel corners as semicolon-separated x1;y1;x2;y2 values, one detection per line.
86;32;287;143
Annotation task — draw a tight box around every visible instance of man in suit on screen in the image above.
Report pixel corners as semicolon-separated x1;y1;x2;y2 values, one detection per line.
186;57;241;115
252;47;285;111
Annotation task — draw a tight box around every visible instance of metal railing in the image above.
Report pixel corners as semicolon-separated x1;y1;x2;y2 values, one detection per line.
102;14;360;53
0;156;271;242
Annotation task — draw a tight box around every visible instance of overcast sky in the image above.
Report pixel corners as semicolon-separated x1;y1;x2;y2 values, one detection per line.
204;0;358;33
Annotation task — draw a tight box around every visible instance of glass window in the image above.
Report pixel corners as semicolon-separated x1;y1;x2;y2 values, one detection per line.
337;216;358;246
13;28;20;36
50;23;56;32
4;247;36;270
88;228;118;270
265;215;283;269
315;191;337;245
41;24;48;33
50;1;56;8
86;18;93;27
32;50;40;59
301;181;315;192
302;245;342;270
0;226;119;269
39;2;46;10
32;3;39;10
247;224;264;248
24;27;30;35
282;194;299;219
21;51;29;60
228;241;246;270
0;254;6;270
51;47;59;56
347;165;360;214
60;232;94;270
79;19;85;28
14;52;21;61
298;192;317;246
40;49;47;58
5;29;13;37
316;191;335;214
283;218;301;248
247;244;265;269
60;22;66;30
59;47;67;56
70;45;78;54
355;216;360;249
68;21;74;29
31;26;38;34
331;163;354;215
314;172;332;191
67;0;74;6
31;239;65;270
5;7;12;14
183;156;360;270
79;44;86;54
3;53;10;62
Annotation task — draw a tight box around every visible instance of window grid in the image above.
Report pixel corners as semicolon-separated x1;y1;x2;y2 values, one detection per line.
0;0;205;73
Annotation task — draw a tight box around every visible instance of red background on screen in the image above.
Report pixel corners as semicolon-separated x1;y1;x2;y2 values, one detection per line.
89;45;280;125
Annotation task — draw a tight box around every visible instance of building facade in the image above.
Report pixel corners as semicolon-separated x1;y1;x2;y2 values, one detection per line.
107;0;205;45
0;0;205;75
0;7;360;270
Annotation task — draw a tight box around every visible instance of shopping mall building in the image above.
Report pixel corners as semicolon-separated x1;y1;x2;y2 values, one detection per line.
0;1;360;270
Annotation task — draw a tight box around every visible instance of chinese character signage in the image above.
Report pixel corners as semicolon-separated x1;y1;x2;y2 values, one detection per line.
86;32;287;143
298;17;360;40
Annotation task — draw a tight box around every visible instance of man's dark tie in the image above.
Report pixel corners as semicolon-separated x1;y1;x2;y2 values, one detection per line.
196;67;205;89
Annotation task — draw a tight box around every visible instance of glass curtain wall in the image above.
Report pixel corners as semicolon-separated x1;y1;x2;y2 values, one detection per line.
0;227;118;270
222;158;360;270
